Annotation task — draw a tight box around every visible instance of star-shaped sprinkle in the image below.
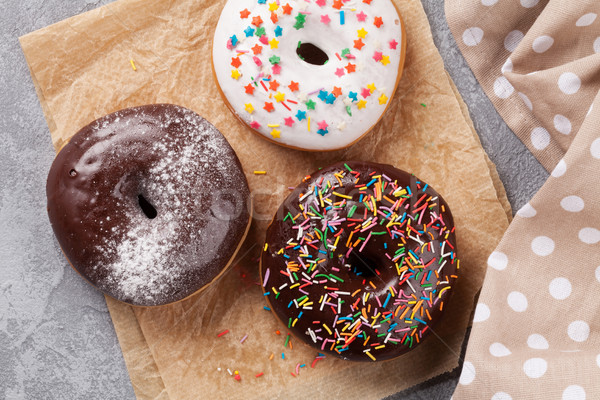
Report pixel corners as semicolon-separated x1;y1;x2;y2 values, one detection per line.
317;120;329;130
338;121;347;130
264;102;275;112
253;56;262;66
389;39;398;50
231;57;241;68
316;0;326;6
244;26;255;37
325;93;336;104
284;117;295;126
269;55;281;64
296;110;307;121
335;68;345;77
361;87;371;98
294;13;306;29
348;91;358;101
357;99;367;109
318;90;328;101
282;3;293;14
345;62;356;73
341;48;351;58
259;34;269;45
321;14;331;24
373;16;383;27
378;93;388;104
367;83;377;93
255;26;266;37
258;0;266;3
274;25;283;37
332;0;343;10
363;0;372;4
245;83;255;94
231;69;241;80
240;8;251;19
250;121;261;129
380;55;390;65
305;99;316;110
269;80;280;91
271;129;281;138
272;64;282;74
356;11;367;22
252;16;263;26
357;28;368;39
288;81;299;92
274;92;286;102
269;38;279;48
271;12;278;23
317;128;328;136
230;35;239;47
268;1;279;11
251;44;263;54
331;86;342;97
244;103;254;114
354;39;365;50
373;51;383;62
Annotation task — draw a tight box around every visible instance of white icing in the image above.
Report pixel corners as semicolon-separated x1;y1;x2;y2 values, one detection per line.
213;0;404;150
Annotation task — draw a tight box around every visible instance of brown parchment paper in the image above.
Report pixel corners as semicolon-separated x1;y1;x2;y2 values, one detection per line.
20;0;512;398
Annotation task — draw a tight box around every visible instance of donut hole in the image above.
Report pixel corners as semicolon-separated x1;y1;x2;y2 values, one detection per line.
296;42;329;66
346;251;379;278
138;194;157;219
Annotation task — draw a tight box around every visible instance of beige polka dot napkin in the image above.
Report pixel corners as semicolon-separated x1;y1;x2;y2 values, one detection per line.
445;0;600;398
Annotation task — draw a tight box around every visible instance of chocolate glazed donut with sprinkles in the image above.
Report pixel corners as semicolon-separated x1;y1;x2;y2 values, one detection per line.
260;161;459;361
212;0;407;151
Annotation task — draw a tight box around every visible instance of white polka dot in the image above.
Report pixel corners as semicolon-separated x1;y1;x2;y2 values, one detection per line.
531;127;550;150
591;138;600;158
523;358;547;378
558;72;582;95
492;393;512;400
568;321;590;342
579;228;600;244
549;277;572;300
501;58;513;73
532;35;554;53
576;13;597;27
563;385;586;400
517;203;536;218
527;334;549;350
561;196;584;212
552;159;567;177
463;28;484;46
494;76;514;99
473;303;490;322
520;0;539;8
504;30;524;52
596;266;600;283
594;37;600;53
459;361;476;385
531;236;555;256
488;251;508;271
489;342;511;357
481;0;498;5
507;291;528;312
518;92;533;110
554;115;572;135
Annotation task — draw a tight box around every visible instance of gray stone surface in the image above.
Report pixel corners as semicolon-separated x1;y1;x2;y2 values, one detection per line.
0;1;547;399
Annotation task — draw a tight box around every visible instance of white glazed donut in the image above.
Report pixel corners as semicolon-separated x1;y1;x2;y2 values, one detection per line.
212;0;406;151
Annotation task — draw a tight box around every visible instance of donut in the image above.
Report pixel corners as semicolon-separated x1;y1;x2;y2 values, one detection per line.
260;161;458;361
212;0;407;151
46;104;252;307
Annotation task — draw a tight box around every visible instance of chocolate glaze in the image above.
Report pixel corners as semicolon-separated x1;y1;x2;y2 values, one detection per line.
47;104;251;306
260;161;458;361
